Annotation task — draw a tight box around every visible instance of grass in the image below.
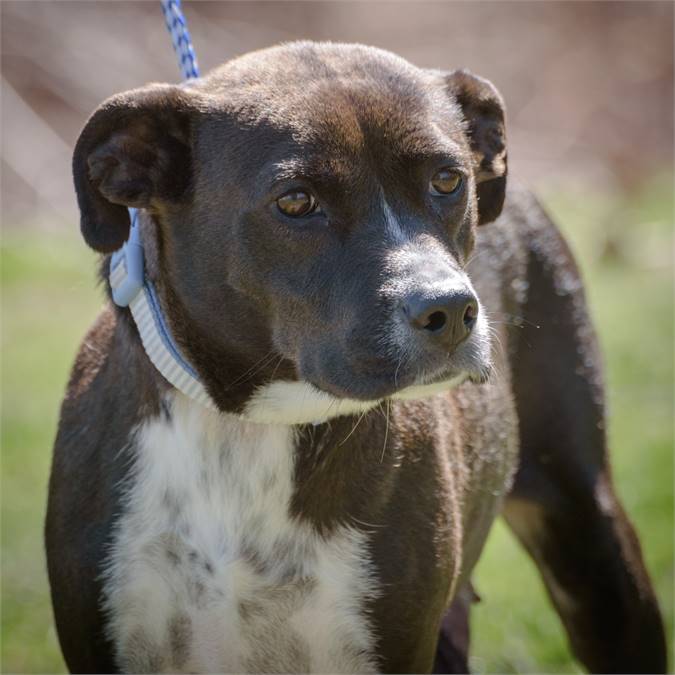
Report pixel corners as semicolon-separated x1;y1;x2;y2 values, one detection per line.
1;177;672;673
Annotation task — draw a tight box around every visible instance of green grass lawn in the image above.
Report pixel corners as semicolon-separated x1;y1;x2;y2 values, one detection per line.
1;178;672;673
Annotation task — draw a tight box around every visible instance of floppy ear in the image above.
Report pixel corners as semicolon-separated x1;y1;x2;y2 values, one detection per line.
73;84;198;252
445;70;507;225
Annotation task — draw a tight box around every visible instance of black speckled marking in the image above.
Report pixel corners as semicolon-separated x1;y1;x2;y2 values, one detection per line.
168;612;192;669
124;626;164;673
160;398;173;423
188;578;207;608
164;537;183;566
161;489;183;521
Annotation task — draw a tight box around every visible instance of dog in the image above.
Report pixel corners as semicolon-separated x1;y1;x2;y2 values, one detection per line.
46;41;666;674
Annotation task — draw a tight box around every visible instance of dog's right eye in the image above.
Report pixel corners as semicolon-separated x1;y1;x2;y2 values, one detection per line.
429;168;463;196
276;191;319;218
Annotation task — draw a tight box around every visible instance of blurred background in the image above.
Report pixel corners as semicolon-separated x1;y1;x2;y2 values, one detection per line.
1;1;672;672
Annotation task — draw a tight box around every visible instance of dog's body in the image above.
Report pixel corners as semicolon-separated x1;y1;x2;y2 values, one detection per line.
46;43;665;673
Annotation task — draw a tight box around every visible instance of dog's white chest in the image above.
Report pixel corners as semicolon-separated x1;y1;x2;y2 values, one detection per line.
104;393;378;673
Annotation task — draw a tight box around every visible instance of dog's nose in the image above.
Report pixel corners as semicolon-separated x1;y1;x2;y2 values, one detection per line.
403;289;478;350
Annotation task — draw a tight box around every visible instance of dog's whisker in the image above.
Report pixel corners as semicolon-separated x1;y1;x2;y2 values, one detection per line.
486;310;541;330
393;356;404;389
379;400;391;464
339;410;368;446
465;247;491;267
349;513;385;530
268;354;286;383
225;350;277;390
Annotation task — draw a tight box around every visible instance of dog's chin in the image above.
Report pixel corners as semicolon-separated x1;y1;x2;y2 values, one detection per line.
242;365;490;426
307;355;493;401
390;364;491;401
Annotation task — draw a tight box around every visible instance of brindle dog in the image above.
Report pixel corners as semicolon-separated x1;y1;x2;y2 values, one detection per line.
46;42;666;673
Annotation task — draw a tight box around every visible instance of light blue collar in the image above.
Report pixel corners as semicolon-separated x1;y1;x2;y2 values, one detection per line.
109;209;216;409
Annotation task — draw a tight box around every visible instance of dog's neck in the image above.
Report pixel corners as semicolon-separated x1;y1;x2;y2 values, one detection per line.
109;210;218;411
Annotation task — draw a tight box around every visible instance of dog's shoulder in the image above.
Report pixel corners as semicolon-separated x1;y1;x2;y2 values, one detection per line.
57;304;163;443
61;304;119;408
47;305;150;673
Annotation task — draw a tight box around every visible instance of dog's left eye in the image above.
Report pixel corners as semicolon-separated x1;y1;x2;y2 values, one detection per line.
429;169;462;196
277;190;320;218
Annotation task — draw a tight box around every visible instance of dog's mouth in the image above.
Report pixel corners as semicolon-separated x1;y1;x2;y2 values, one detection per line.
286;297;493;405
308;361;491;403
299;330;493;402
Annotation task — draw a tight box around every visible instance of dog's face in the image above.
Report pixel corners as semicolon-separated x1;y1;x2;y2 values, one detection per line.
73;43;507;422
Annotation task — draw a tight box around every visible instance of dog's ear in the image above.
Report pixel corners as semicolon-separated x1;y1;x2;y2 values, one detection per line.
445;70;507;225
73;84;199;252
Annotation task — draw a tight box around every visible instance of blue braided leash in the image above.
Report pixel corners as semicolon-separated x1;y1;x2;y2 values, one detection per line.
160;0;200;80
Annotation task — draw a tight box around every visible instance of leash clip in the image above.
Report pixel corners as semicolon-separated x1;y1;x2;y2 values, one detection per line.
110;208;144;307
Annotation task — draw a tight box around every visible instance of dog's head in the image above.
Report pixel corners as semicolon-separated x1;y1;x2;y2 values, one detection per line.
73;42;507;424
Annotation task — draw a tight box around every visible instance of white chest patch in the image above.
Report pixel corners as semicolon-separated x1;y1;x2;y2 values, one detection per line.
103;392;379;673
